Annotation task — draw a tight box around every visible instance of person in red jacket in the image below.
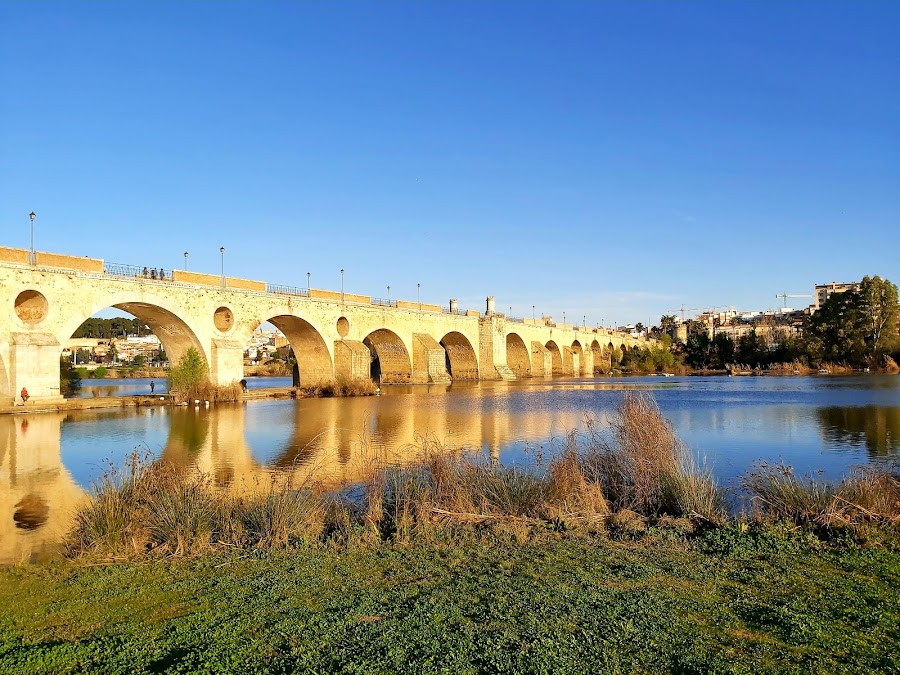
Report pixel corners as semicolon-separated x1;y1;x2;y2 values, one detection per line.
20;387;29;403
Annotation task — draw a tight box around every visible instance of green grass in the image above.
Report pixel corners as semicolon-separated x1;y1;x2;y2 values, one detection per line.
1;531;898;674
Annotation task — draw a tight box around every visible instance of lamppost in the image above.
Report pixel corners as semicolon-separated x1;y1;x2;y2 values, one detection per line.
417;283;421;311
219;247;225;288
563;311;566;325
184;251;188;270
340;269;344;302
387;285;390;304
583;315;586;329
306;272;310;294
532;305;535;321
509;306;512;316
28;212;35;265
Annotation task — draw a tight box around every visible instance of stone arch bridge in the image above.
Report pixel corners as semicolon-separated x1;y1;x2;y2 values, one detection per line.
0;247;654;403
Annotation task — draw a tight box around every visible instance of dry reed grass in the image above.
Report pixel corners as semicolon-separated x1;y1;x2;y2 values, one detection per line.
67;452;328;557
744;463;900;529
67;394;897;558
297;377;377;398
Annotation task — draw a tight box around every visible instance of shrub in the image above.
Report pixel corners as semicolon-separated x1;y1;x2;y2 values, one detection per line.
167;347;209;403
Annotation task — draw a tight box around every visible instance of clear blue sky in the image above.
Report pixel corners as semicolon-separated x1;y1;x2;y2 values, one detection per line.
2;2;897;326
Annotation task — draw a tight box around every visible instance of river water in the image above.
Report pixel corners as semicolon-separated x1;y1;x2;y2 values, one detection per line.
3;375;898;563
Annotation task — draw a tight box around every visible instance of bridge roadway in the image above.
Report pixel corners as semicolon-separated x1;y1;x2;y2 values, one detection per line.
0;246;654;404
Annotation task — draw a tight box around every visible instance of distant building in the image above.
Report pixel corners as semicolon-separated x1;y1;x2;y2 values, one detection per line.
813;281;860;312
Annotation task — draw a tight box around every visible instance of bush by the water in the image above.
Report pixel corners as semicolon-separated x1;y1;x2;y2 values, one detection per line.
297;376;377;398
166;347;242;403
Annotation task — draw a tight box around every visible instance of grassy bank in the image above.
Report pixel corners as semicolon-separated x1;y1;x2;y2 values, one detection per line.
1;533;899;674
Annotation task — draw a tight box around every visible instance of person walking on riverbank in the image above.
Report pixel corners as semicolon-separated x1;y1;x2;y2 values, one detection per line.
150;380;155;394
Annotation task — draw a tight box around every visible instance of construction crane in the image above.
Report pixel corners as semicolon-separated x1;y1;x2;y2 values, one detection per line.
775;292;812;308
670;304;704;322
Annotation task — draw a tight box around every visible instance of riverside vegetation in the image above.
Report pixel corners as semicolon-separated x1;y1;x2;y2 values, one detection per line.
1;393;898;672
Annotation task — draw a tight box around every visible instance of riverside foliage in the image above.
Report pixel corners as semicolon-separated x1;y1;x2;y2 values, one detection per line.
66;392;898;559
165;347;242;403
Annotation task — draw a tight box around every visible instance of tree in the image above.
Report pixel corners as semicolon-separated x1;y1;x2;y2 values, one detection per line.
610;347;623;366
804;290;867;366
711;333;735;368
60;357;82;397
857;276;899;357
685;333;710;369
738;329;766;366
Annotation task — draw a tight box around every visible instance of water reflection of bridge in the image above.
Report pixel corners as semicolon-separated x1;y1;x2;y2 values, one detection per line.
0;414;85;564
1;388;588;563
164;385;589;486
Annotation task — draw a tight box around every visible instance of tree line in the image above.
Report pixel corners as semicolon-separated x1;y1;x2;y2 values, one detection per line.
681;276;899;370
73;317;150;339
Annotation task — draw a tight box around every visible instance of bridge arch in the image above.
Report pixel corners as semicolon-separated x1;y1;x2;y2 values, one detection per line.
505;333;531;377
570;340;584;375
590;340;604;374
262;315;333;384
61;296;210;375
440;331;479;380
364;328;412;383
545;340;562;375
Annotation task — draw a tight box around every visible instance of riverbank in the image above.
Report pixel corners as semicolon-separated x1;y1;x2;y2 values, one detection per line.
0;388;298;415
0;382;378;415
1;533;898;673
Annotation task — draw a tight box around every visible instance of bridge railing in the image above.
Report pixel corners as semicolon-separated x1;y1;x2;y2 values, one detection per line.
268;284;310;298
371;297;397;308
506;316;524;323
442;306;470;316
105;262;172;280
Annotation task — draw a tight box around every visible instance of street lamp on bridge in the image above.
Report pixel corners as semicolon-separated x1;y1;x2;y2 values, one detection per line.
29;212;35;265
184;251;188;270
417;283;421;311
306;272;310;294
340;269;344;303
387;285;390;303
219;247;225;288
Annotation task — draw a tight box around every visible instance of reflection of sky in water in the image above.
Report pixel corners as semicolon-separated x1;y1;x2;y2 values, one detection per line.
76;377;169;397
60;407;171;486
49;375;900;489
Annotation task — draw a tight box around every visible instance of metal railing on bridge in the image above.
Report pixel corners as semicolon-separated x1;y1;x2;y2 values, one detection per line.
267;284;310;298
442;306;471;316
371;297;397;308
104;262;172;281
